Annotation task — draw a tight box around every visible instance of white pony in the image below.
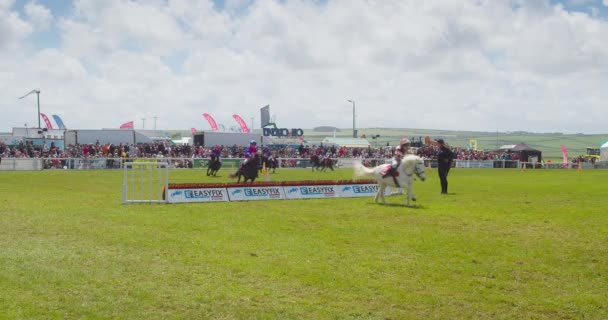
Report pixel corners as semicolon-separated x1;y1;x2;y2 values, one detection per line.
353;155;427;207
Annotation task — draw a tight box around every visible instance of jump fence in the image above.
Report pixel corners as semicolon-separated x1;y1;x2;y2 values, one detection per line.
122;162;169;204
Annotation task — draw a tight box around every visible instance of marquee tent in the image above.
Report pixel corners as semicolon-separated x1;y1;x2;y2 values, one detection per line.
495;143;542;162
601;141;608;161
321;137;371;148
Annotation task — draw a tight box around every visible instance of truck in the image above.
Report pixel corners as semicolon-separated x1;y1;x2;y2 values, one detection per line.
64;129;154;145
585;147;600;162
192;131;262;147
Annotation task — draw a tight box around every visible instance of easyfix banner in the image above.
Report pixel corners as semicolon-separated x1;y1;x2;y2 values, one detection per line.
227;186;284;201
337;184;387;197
165;181;385;203
167;188;229;203
284;185;337;199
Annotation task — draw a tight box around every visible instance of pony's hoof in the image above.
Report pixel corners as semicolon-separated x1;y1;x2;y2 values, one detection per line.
412;198;417;201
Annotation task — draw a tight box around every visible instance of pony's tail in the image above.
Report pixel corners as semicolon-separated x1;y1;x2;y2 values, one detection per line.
353;162;375;178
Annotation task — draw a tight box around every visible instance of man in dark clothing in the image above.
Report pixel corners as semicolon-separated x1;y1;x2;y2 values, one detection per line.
436;139;454;194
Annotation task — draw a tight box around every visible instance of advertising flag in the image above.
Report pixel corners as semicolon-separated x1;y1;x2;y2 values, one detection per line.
120;121;134;129
52;115;66;129
202;113;219;131
40;113;54;129
232;114;250;133
560;144;569;168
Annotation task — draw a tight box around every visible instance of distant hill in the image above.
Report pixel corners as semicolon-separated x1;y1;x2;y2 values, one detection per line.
287;128;608;160
313;126;340;132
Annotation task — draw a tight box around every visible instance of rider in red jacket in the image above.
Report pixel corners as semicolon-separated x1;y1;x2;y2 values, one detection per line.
243;140;258;165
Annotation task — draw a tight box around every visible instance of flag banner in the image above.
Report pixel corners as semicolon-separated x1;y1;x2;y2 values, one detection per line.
560;144;569;168
232;114;250;133
40;113;54;129
120;121;134;129
191;128;197;134
260;105;270;127
202;113;219;131
52;114;66;129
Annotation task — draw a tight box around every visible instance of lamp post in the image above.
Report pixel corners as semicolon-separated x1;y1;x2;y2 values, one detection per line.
19;89;41;128
372;134;380;147
347;99;356;138
141;118;146;129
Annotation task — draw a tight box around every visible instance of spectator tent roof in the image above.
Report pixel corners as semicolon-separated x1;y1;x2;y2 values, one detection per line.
495;143;542;162
321;137;371;148
601;141;608;161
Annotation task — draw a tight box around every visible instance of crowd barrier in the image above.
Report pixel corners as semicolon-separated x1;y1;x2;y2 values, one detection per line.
1;157;606;171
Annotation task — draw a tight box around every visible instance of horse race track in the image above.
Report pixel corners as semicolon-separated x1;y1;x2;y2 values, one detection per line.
1;167;607;319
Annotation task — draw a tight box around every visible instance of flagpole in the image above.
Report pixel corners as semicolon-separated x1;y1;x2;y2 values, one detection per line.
36;91;41;128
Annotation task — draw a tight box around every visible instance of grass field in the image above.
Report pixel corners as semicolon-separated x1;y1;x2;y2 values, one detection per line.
1;167;607;319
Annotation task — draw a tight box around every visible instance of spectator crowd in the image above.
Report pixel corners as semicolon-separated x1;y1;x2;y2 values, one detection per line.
1;139;527;165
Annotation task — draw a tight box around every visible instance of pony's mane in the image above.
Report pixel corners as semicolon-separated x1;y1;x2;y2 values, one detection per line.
402;155;419;170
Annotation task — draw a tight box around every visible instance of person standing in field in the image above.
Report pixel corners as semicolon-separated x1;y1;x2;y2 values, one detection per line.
436;139;454;194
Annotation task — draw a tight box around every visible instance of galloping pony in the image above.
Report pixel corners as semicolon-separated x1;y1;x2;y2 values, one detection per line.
206;153;222;176
261;155;278;173
353;155;427;207
310;155;334;171
229;153;260;183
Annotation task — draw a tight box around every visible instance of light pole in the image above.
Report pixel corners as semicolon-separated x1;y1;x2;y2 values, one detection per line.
19;89;41;128
372;134;380;147
141;118;146;129
347;99;356;138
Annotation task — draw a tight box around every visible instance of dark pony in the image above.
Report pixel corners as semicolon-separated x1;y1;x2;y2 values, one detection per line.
261;155;278;173
207;153;222;176
310;155;334;172
230;153;260;183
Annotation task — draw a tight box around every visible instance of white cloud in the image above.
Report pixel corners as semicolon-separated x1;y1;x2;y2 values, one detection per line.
0;0;33;49
604;0;608;7
24;1;53;30
2;0;608;134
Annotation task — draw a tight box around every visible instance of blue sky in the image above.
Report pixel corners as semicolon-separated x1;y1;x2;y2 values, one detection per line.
2;0;608;133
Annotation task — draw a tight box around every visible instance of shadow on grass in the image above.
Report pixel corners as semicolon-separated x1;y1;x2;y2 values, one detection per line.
370;202;426;209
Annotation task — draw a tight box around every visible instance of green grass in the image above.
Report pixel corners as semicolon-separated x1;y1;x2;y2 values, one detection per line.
1;168;607;319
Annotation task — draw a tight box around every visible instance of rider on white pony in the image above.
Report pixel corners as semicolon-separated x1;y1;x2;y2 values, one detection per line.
353;155;427;207
382;145;404;179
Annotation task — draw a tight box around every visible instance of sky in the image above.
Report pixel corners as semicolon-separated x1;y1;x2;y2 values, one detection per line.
1;0;608;134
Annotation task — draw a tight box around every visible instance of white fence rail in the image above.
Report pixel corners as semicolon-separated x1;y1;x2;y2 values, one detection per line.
1;157;606;171
122;162;169;204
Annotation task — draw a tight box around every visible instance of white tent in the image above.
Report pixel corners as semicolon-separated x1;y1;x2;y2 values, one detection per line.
601;141;608;161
